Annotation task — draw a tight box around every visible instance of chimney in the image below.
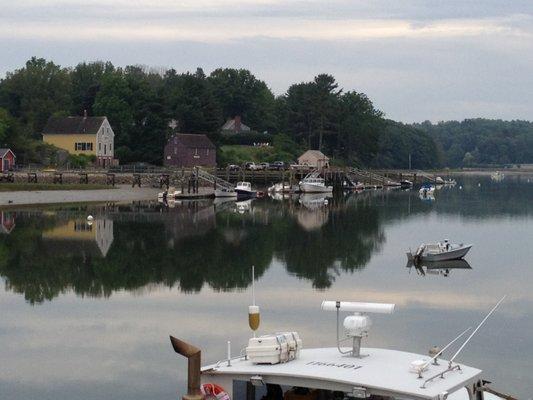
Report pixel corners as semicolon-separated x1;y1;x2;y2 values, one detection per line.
234;115;241;132
83;109;88;119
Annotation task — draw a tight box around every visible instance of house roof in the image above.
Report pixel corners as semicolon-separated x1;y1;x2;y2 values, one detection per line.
42;116;106;135
172;133;215;149
221;119;251;131
298;150;329;161
0;148;15;158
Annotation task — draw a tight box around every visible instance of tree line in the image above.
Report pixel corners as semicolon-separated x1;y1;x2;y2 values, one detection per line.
415;119;533;167
7;57;525;170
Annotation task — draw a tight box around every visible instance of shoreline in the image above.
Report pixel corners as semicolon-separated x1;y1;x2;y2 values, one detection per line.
0;185;160;207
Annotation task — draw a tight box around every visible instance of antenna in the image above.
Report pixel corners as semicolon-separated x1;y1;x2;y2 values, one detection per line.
248;266;260;337
449;296;506;367
252;265;255;306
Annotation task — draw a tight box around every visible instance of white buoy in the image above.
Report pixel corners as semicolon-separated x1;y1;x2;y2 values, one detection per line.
478;183;481;187
87;215;94;221
324;199;329;205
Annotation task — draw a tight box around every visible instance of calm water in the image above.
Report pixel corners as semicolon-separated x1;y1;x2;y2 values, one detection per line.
0;175;532;399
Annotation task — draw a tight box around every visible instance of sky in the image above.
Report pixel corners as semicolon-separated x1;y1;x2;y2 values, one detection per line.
1;0;532;122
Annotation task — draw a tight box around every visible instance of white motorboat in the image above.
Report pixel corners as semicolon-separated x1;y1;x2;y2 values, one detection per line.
491;171;504;181
299;172;333;193
170;298;511;400
235;182;256;198
419;183;435;196
157;187;181;200
407;240;472;262
215;188;237;198
267;182;293;193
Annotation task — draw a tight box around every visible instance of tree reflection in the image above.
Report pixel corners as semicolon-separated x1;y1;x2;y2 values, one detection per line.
2;175;531;304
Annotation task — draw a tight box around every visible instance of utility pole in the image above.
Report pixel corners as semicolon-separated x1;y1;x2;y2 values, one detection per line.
408;153;412;170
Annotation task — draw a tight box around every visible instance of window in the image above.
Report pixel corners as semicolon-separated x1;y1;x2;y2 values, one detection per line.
194;148;200;158
174;146;177;155
206;148;209;155
75;142;93;151
104;144;107;155
99;143;101;151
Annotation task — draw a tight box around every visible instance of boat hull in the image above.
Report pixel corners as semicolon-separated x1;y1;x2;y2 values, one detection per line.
408;245;472;262
235;189;256;199
215;189;237;198
299;183;333;193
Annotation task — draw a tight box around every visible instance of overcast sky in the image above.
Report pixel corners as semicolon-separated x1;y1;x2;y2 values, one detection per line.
1;0;532;122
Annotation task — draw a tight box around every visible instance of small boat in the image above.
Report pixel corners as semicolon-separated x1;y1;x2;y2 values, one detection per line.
435;176;445;185
491;171;504;181
235;181;256;198
419;183;435;196
215;188;237;198
407;240;472;262
400;179;413;188
299;172;333;193
158;187;181;201
267;182;292;193
444;178;457;185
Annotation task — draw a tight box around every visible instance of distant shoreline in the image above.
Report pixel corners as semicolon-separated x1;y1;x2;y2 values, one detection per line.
0;185;159;207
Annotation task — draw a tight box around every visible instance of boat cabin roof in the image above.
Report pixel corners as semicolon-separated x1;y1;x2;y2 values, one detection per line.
236;182;252;187
202;347;481;400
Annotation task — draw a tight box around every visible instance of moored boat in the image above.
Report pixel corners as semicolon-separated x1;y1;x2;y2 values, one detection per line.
235;181;256;198
299;172;333;193
407;240;472;262
419;183;435;196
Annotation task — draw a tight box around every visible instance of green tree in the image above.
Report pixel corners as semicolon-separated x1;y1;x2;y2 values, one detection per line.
0;57;71;136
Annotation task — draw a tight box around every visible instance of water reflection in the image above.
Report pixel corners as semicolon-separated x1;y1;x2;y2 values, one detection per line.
406;259;472;278
2;175;533;304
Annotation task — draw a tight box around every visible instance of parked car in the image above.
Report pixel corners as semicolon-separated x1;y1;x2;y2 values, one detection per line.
226;164;240;171
243;162;261;171
269;161;286;170
258;162;269;170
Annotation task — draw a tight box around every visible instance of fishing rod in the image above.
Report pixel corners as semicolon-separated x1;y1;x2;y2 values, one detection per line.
448;295;506;367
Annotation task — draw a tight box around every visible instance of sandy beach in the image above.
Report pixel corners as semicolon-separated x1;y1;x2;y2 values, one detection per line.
0;185;160;206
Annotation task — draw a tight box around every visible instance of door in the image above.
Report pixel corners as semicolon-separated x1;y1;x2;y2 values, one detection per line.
3;159;8;172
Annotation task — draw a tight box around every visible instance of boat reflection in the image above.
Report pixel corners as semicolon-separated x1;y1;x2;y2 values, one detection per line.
406;259;472;277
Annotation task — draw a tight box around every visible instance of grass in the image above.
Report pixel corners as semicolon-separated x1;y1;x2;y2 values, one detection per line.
0;183;114;192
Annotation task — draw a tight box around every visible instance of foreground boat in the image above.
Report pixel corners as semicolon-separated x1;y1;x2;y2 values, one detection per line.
408;240;472;262
170;298;513;400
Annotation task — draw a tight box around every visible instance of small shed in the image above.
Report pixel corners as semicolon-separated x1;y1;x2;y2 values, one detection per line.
298;150;329;169
164;134;216;168
0;148;16;172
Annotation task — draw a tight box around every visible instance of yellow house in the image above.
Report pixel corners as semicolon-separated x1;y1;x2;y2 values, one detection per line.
42;114;115;167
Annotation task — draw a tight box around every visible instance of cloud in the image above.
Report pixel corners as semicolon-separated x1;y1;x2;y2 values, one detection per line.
0;1;532;121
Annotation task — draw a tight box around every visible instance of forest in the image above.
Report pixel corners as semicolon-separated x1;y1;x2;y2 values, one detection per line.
415;119;533;167
0;57;530;169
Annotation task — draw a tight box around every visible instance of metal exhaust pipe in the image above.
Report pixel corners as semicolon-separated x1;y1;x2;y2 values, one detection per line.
170;336;203;400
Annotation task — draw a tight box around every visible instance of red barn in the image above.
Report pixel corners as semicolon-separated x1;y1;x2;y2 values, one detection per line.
0;148;15;172
164;134;216;168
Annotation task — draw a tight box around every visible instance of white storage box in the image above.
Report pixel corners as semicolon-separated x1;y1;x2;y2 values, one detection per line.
276;332;302;360
246;334;290;364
